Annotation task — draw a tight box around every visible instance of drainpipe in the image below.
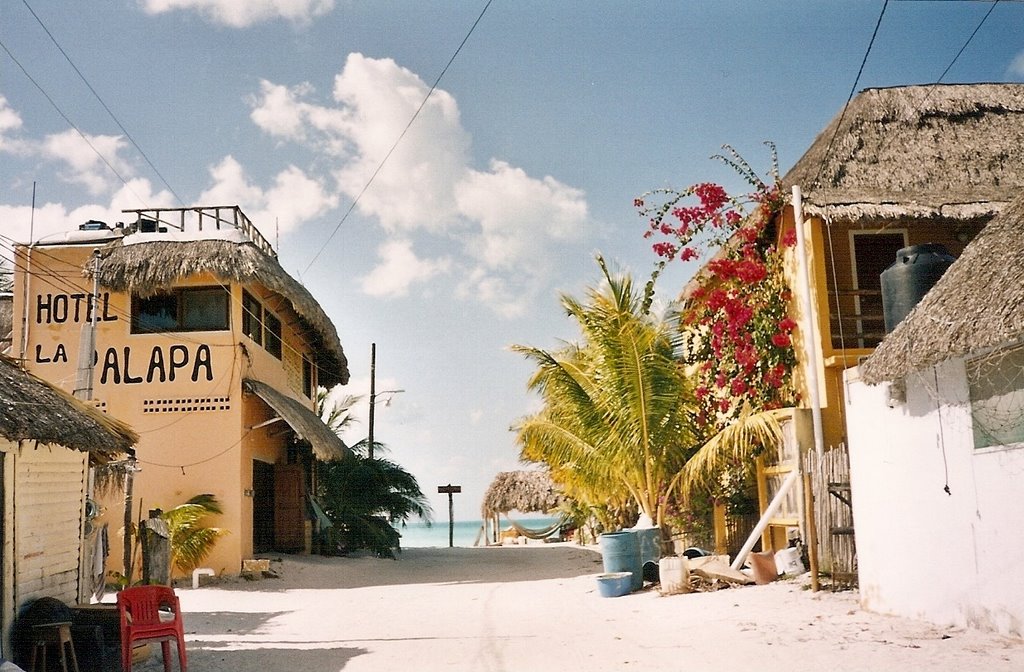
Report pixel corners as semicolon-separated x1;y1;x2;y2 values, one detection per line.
792;185;826;460
18;183;36;366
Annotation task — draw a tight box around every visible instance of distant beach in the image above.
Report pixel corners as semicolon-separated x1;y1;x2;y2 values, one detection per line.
395;517;560;548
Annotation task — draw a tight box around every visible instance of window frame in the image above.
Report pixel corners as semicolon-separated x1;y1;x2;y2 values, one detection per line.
241;290;263;345
131;286;230;334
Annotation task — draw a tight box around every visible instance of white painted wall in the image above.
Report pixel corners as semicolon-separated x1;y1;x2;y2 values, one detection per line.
845;358;1024;637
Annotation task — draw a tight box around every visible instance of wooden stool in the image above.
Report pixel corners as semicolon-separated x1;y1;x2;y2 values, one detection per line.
29;621;80;672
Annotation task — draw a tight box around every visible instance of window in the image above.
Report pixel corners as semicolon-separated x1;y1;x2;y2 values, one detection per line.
302;357;314;399
132;287;229;333
265;311;282;359
967;342;1024;449
242;291;262;344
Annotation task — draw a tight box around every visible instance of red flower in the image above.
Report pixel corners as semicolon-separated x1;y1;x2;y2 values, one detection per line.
771;332;791;348
781;228;797;248
730;378;747;396
778;317;797;332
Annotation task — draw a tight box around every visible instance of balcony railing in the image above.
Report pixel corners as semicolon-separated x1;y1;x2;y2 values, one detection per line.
827;288;884;349
121;206;276;259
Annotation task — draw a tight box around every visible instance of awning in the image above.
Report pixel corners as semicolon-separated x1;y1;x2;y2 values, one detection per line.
242;379;347;461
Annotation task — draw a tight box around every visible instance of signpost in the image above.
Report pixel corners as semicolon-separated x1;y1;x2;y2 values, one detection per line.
437;484;462;548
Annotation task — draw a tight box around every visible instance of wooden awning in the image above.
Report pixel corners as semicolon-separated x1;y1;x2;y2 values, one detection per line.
243;379;347;461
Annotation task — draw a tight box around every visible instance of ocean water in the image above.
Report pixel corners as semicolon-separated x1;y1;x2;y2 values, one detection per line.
395;518;561;548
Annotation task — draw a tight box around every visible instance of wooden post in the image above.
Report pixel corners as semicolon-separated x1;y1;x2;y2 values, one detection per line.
712;502;728;556
438;485;462;548
804;472;820;592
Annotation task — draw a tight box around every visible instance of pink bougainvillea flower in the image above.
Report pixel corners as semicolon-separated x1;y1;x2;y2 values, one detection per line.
771;332;792;348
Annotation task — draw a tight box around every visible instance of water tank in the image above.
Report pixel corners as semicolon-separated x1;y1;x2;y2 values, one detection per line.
880;243;955;333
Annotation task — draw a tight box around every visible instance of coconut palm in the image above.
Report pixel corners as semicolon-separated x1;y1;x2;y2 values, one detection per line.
162;493;227;575
315;389;432;557
512;257;698;529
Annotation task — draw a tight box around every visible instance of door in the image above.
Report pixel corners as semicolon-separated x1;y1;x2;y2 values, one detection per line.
252;460;274;553
273;464;306;552
851;231;906;348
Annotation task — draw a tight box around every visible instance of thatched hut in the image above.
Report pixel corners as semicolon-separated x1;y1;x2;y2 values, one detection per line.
0;355;137;650
479;471;563;545
842;192;1024;637
783;83;1024;224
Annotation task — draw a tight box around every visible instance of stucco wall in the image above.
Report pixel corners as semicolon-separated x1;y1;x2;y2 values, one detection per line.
845;359;1024;637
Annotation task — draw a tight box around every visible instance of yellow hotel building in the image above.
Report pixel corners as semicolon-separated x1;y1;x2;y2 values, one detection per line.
11;205;350;578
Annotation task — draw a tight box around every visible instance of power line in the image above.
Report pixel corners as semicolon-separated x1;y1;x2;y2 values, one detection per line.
302;0;494;274
19;0;186;206
0;36;148;206
811;0;890;190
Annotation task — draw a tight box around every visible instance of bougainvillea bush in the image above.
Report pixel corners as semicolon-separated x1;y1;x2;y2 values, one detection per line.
637;145;797;431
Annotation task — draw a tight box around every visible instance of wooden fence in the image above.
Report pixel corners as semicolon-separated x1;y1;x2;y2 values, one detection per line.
805;444;857;588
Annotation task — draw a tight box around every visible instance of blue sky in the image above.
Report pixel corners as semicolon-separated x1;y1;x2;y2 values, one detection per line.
2;0;1022;523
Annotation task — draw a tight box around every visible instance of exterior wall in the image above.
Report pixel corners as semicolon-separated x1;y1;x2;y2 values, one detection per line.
0;441;88;656
845;359;1024;637
11;238;322;578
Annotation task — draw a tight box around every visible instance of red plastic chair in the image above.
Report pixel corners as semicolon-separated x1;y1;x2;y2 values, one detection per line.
117;585;187;672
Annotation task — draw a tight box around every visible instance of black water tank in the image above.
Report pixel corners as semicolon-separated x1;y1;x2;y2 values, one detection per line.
880;243;955;333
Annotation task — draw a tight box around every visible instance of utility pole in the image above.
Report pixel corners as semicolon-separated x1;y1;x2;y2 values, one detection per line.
368;343;376;460
438;484;462;548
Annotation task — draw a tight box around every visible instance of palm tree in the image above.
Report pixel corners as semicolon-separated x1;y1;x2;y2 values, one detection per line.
512;257;698;530
161;494;227;576
315;389;432;557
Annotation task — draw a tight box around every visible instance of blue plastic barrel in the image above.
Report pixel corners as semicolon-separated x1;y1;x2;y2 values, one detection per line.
599;531;642;592
634;527;661;567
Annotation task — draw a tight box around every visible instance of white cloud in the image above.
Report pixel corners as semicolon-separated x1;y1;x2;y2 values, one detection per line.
0;96;23;152
248;54;591;315
41;130;133;195
360;239;451;298
0;179;176;249
1009;51;1024;79
198;156;336;236
141;0;334;28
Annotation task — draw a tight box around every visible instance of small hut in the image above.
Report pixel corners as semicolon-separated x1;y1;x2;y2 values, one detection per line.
0;355;137;655
479;471;563;545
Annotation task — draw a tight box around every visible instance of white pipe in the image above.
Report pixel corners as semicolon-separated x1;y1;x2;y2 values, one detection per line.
730;469;800;571
192;567;215;589
792;186;826;459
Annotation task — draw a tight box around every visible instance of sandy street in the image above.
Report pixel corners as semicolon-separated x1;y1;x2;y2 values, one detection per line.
141;545;1024;672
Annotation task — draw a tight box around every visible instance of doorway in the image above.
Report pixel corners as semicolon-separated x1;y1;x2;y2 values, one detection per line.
850;230;907;348
252;460;274;553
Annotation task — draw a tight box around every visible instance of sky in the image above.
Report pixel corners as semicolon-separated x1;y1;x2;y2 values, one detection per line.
1;0;1023;524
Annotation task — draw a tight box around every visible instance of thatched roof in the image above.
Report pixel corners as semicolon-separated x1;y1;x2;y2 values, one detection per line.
0;355;137;454
481;470;562;516
783;83;1024;223
95;238;349;388
242;379;348;461
860;192;1024;384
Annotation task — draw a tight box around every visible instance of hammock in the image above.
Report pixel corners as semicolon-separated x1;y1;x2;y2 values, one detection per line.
506;516;566;540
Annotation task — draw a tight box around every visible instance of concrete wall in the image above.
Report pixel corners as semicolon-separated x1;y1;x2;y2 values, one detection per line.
845;358;1024;637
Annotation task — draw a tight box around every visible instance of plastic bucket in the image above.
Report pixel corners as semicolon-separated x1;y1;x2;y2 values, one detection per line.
658;556;689;595
595;571;633;598
600;531;642;592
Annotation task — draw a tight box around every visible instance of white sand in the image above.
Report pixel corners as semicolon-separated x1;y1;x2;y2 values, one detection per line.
145;545;1024;672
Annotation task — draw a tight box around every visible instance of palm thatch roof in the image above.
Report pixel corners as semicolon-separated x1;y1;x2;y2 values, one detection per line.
0;355;137;455
783;83;1024;223
860;192;1024;384
242;379;348;461
95;238;349;388
481;470;562;516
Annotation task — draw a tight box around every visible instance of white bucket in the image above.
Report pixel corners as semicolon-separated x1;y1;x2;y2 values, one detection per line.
658;556;689;595
774;547;806;575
